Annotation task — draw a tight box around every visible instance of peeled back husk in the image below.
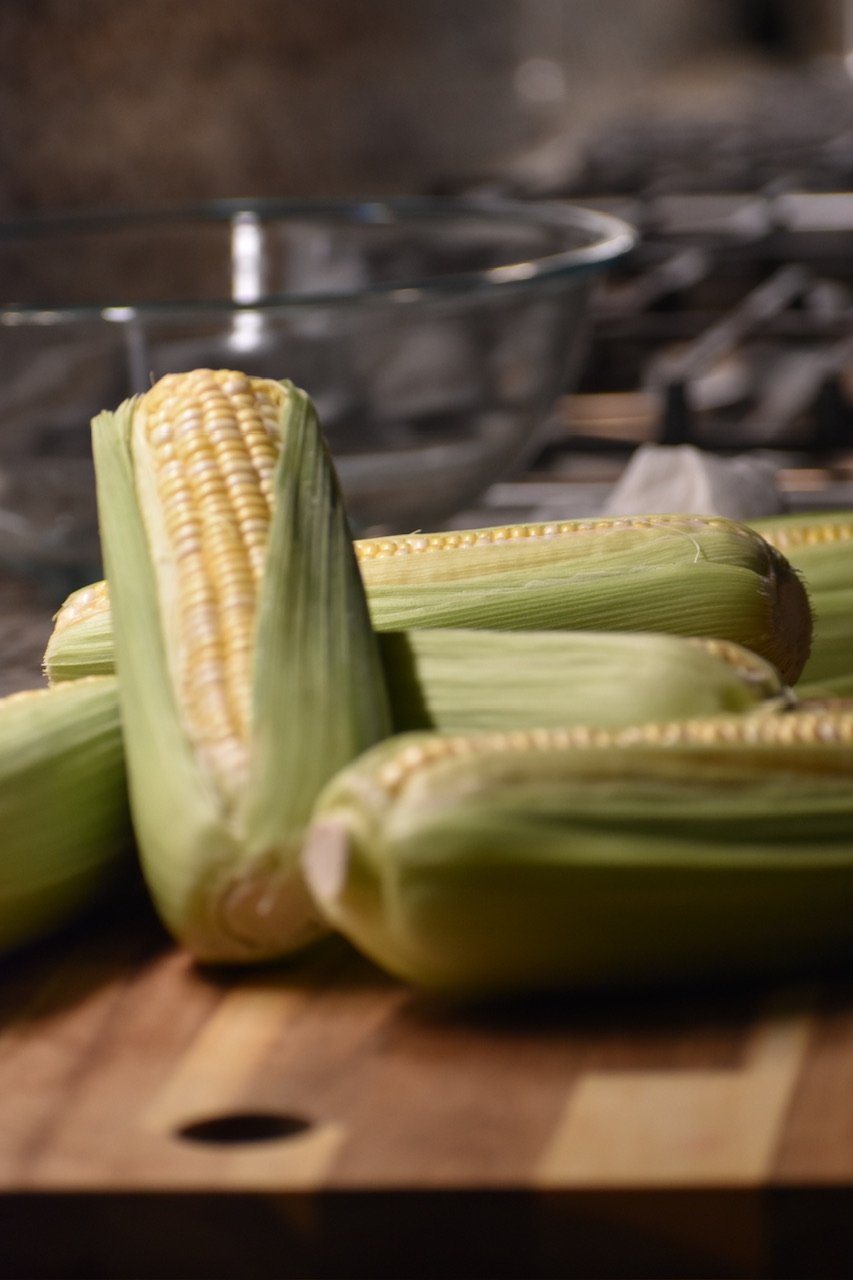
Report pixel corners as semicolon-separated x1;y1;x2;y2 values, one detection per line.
92;371;391;964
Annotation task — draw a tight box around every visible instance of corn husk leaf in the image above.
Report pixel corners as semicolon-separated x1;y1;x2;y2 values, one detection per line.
753;511;853;697
357;515;812;684
0;676;131;954
45;513;813;688
304;715;853;993
92;380;391;963
381;629;790;732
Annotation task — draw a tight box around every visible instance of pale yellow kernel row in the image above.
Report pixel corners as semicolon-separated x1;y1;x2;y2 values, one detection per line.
375;711;853;796
688;637;784;685
140;370;286;772
354;514;757;562
760;521;853;552
52;580;110;632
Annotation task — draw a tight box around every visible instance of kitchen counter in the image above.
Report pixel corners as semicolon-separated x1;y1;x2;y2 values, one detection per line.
1;890;852;1280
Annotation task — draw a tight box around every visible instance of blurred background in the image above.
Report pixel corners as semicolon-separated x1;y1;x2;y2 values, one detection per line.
0;0;846;212
4;0;853;690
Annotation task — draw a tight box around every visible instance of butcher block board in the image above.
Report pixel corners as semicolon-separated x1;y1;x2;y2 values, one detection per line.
1;891;853;1280
0;576;851;1278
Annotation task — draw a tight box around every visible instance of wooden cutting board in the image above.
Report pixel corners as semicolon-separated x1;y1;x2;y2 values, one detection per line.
0;573;850;1277
1;892;852;1280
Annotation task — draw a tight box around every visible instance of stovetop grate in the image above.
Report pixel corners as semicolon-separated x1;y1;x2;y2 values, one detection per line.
469;68;853;526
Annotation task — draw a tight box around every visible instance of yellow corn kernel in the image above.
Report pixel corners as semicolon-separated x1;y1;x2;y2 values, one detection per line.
46;511;813;689
93;370;391;963
379;629;791;734
303;706;853;993
133;369;286;793
354;513;812;685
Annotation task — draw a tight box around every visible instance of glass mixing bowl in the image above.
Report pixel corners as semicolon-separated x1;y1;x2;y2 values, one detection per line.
0;196;635;584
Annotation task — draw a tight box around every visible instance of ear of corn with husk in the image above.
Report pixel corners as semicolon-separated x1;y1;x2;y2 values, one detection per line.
45;513;812;688
356;514;812;684
45;587;792;736
91;370;391;964
45;580;113;684
380;630;791;732
0;676;131;955
37;365;817;980
752;511;853;698
303;708;853;993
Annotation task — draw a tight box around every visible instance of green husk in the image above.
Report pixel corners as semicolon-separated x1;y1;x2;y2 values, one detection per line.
45;513;813;689
44;585;113;684
380;630;791;732
752;511;853;697
92;379;391;964
358;515;812;685
46;595;791;736
303;714;853;993
0;676;131;955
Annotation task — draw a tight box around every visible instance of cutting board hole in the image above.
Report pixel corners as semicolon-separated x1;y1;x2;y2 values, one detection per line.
174;1110;313;1145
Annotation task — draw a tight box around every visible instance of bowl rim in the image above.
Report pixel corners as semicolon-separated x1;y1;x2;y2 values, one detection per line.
0;195;637;323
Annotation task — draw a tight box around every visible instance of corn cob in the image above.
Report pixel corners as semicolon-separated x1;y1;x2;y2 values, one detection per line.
91;370;391;964
380;630;791;732
43;611;790;734
0;676;131;955
45;513;812;687
752;511;853;697
357;515;812;684
45;580;112;683
303;709;853;993
43;570;793;730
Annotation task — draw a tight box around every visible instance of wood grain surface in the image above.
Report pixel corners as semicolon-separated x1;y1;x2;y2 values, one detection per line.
1;891;852;1280
0;574;852;1278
